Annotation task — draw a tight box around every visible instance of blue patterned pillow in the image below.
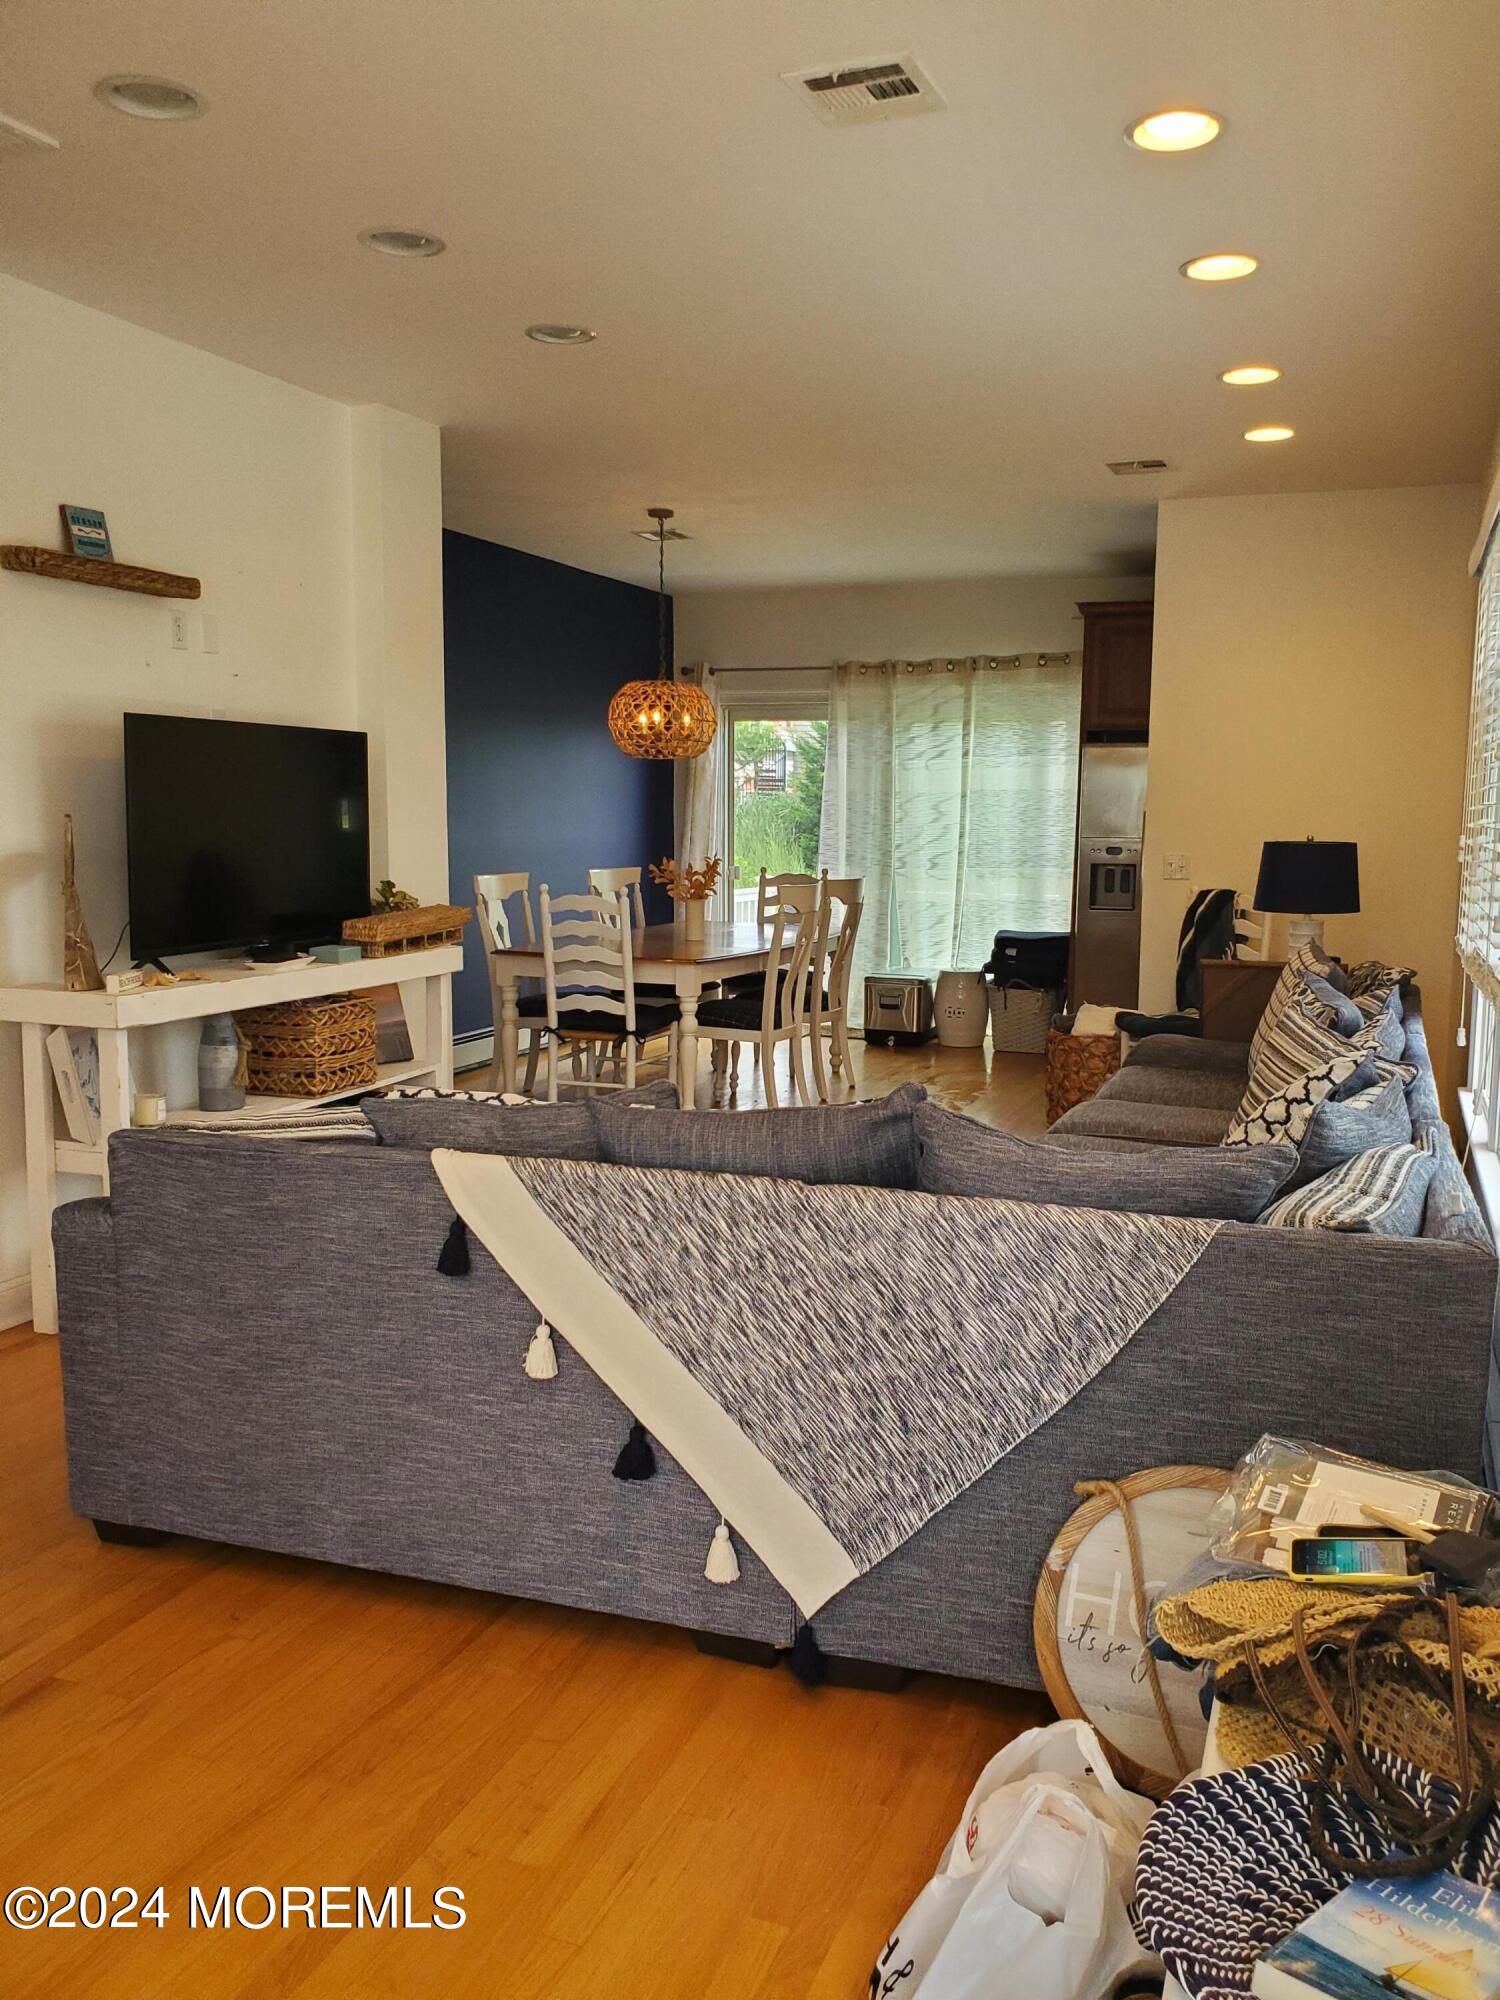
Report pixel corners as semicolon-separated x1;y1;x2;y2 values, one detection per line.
1222;1051;1368;1149
1260;1134;1438;1234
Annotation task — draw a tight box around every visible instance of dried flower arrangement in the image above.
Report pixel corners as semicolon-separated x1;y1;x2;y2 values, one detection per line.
648;855;723;904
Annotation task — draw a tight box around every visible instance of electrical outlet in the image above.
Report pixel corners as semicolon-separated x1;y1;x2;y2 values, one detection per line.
1163;852;1190;881
169;608;189;651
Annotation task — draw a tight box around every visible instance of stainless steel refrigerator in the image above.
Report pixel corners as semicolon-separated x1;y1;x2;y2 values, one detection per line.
1071;744;1148;1008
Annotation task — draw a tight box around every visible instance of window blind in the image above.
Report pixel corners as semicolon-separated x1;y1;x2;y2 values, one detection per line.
1457;540;1500;1007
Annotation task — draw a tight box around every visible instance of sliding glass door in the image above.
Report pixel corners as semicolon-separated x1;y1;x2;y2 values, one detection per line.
722;698;828;922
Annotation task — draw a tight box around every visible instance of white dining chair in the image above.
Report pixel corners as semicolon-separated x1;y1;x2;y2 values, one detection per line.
697;896;818;1107
473;871;546;1094
757;867;827;921
587;865;647;929
809;877;863;1100
539;886;679;1099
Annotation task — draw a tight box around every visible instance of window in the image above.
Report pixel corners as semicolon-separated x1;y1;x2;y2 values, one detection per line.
1461;539;1500;1132
722;703;828;922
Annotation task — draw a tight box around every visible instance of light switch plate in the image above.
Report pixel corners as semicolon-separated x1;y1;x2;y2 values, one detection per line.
1163;852;1190;881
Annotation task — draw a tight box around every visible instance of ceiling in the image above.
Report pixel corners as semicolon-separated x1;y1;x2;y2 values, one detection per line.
3;0;1499;590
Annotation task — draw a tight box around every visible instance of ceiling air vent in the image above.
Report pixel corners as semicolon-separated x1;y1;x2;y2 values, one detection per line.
0;110;60;154
782;55;945;127
1106;458;1169;476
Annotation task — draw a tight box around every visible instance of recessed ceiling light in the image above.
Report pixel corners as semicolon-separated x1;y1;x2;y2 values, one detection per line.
1127;109;1221;152
359;228;445;258
1245;425;1295;443
1180;252;1258;282
94;75;206;121
525;323;597;345
1220;364;1281;386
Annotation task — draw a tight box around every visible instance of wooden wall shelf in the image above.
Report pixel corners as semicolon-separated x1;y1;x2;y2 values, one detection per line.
0;544;201;599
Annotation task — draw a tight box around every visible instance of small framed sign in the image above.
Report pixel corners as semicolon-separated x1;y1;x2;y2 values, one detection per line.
60;504;112;560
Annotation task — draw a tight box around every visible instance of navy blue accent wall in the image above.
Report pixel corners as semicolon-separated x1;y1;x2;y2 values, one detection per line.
443;529;676;1040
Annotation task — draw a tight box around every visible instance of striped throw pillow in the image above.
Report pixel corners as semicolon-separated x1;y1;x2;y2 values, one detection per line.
1247;943;1342;1078
1259;1134;1439;1234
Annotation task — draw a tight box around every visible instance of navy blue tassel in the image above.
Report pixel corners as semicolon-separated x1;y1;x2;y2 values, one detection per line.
436;1214;470;1277
789;1622;826;1688
612;1421;657;1481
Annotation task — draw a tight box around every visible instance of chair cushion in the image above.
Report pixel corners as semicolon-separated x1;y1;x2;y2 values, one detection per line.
915;1101;1296;1220
554;1000;680;1039
590;1082;924;1188
364;1078;677;1157
695;982;827;1033
1048;1098;1235;1148
1259;1135;1438;1234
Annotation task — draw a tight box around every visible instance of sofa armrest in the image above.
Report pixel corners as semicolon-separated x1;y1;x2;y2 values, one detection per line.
53;1196;135;1523
1124;1033;1251;1076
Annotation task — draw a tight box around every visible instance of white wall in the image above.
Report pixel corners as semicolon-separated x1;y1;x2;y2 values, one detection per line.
673;572;1154;669
1140;485;1481;1104
0;274;445;1323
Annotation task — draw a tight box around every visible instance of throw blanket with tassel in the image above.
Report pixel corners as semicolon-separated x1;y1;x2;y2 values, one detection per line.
433;1150;1221;1619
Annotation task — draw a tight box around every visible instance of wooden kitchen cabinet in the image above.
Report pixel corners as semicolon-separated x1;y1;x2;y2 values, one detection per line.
1079;599;1154;738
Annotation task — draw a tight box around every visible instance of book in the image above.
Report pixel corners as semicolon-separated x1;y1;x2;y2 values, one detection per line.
1252;1872;1500;2000
46;1026;100;1147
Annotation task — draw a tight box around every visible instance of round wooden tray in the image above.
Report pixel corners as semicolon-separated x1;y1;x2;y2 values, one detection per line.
1033;1465;1231;1799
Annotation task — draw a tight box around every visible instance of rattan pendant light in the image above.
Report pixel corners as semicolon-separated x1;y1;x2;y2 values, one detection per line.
607;507;716;759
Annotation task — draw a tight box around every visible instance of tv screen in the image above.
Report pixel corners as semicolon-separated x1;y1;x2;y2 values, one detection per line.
124;714;370;961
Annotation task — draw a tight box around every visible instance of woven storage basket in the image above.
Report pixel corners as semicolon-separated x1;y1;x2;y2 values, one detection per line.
1044;1025;1121;1125
342;903;471;958
988;984;1057;1054
238;995;377;1098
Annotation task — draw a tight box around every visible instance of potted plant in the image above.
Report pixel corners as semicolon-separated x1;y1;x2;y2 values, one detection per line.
648;855;722;944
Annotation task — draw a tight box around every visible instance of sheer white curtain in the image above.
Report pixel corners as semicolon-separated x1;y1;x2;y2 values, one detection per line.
674;668;728;913
820;657;1081;1018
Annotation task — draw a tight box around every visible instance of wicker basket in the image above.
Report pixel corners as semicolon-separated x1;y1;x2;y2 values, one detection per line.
988;984;1057;1054
1044;1024;1122;1126
342;903;471;958
238;995;378;1098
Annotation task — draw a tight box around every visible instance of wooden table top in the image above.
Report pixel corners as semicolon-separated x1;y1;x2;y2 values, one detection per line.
491;920;782;966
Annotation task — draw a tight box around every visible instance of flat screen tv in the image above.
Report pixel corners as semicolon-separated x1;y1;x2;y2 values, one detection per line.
124;713;371;964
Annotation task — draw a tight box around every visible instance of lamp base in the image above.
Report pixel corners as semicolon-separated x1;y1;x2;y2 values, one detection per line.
1284;913;1326;955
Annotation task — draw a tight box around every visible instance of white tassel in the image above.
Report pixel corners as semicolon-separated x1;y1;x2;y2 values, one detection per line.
704;1519;740;1585
524;1320;558;1380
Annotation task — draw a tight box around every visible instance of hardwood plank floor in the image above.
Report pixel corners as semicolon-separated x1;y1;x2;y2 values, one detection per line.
0;1044;1052;1995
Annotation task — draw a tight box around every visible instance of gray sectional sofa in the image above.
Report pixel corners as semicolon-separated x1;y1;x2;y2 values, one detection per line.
52;986;1496;1692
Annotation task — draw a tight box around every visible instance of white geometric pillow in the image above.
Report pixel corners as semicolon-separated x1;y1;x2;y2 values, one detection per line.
1259;1133;1438;1234
1222;1051;1369;1149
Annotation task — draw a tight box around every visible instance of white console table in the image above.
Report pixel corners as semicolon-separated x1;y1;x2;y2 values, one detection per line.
0;945;461;1334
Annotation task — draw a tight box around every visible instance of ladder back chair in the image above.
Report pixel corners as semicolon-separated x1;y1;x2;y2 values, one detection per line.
538;886;679;1100
809;877;863;1100
473;871;545;1094
697;895;819;1107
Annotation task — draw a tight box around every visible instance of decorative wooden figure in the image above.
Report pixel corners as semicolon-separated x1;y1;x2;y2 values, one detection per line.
61;814;104;992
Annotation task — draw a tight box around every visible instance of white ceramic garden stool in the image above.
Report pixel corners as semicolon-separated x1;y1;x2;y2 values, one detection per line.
934;969;989;1048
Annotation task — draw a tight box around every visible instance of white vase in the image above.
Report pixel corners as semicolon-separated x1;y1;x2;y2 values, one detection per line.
682;899;707;945
935;970;989;1048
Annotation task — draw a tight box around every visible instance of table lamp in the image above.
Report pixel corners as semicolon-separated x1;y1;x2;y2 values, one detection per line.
1253;838;1359;954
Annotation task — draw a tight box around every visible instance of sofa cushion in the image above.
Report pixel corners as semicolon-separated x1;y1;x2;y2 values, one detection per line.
1287;1069;1413;1189
1222;1051;1370;1150
1260;1135;1439;1235
915;1102;1296;1219
590;1082;924;1187
1048;1099;1234;1147
364;1078;677;1157
1093;1065;1247;1114
1122;1034;1252;1077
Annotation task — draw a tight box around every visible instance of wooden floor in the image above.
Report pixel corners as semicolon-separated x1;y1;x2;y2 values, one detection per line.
0;1041;1051;1997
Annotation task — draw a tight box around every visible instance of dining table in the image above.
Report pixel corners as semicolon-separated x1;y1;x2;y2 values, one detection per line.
488;918;802;1109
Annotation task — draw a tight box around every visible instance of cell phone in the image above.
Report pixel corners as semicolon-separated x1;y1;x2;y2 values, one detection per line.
1289;1535;1419;1583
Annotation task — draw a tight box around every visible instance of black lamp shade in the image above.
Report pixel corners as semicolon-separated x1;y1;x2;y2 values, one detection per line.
1254;840;1360;915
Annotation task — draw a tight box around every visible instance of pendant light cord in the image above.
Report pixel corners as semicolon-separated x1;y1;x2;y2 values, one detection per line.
657;518;668;676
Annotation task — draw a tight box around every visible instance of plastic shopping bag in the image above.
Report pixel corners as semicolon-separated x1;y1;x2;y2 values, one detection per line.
868;1720;1162;2000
